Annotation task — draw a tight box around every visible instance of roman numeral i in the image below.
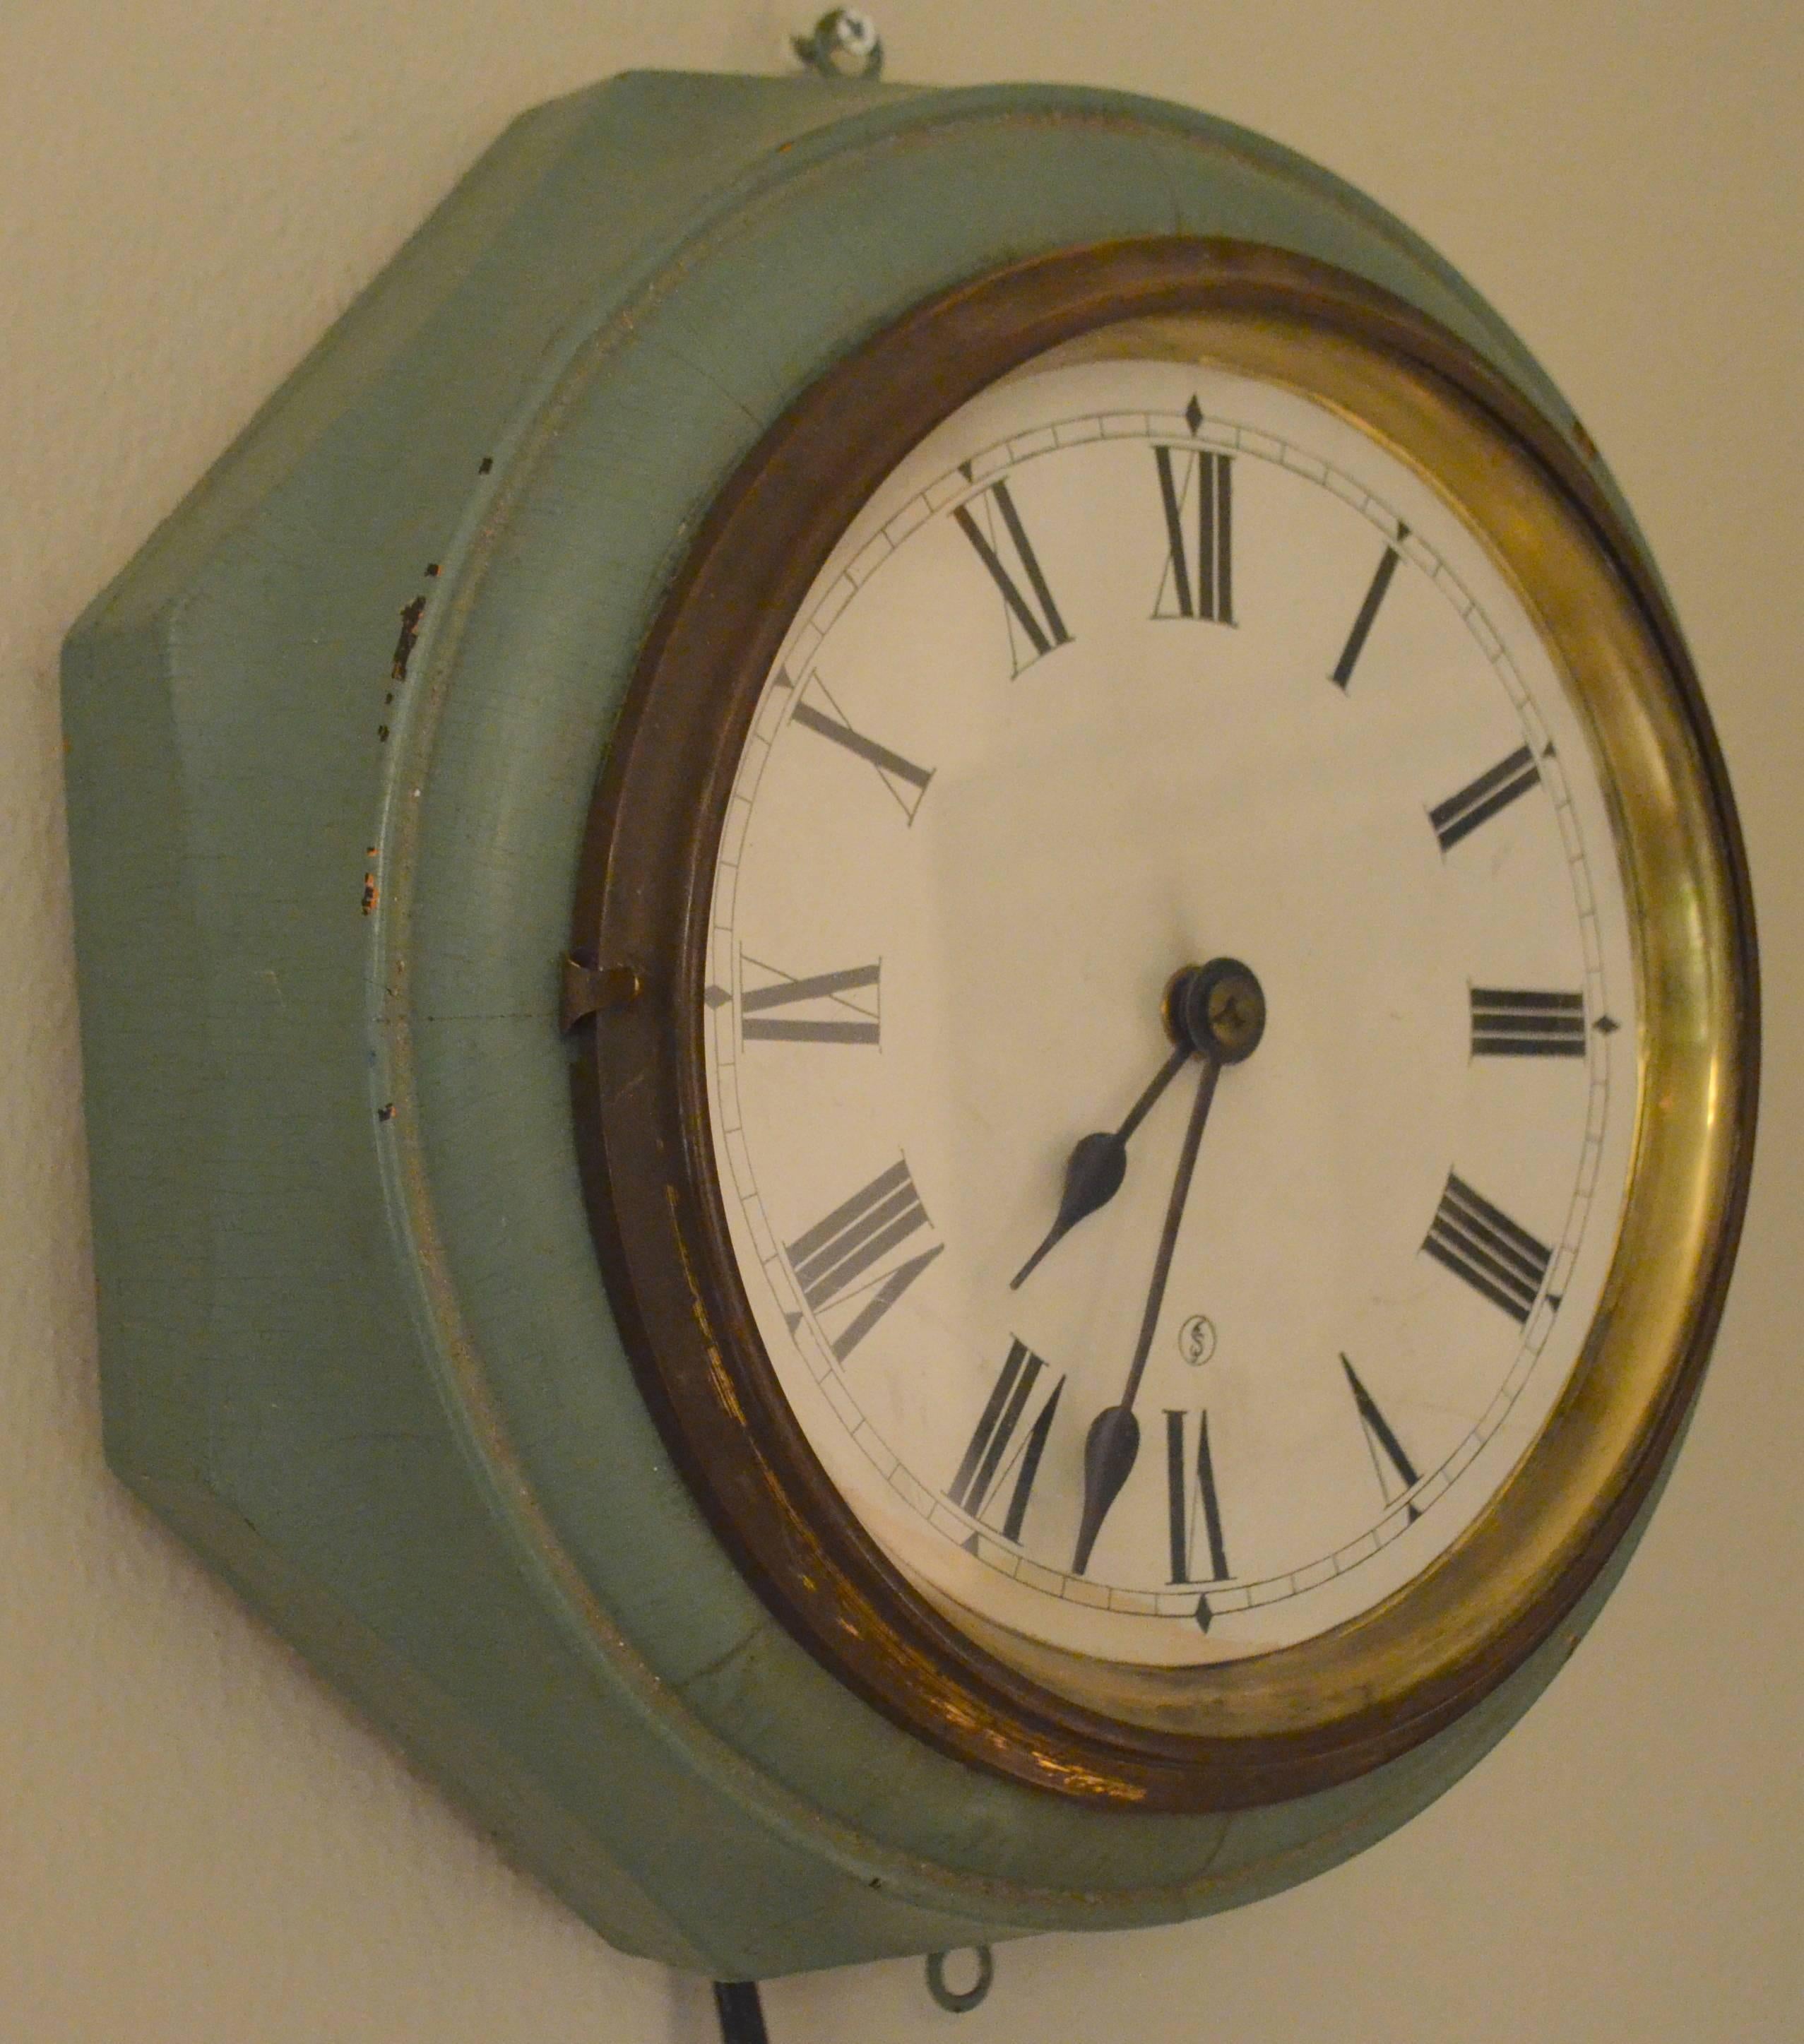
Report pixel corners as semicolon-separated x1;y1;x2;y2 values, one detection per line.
785;670;934;823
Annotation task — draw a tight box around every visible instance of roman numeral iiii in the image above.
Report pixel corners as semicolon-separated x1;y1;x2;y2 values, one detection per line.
1423;1172;1553;1323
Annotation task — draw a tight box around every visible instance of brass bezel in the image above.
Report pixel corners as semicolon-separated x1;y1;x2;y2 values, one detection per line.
571;240;1757;1810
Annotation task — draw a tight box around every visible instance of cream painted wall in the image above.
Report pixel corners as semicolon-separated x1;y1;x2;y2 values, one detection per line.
3;4;1799;2038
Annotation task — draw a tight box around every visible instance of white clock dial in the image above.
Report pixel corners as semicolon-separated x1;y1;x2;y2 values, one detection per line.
701;352;1638;1668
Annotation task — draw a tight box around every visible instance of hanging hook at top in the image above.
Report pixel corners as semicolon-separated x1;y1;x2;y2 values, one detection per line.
792;8;884;80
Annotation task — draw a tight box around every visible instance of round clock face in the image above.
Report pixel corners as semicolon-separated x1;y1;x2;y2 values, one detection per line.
700;351;1639;1668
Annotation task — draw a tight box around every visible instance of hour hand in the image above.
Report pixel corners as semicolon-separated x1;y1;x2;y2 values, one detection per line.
1010;1039;1192;1290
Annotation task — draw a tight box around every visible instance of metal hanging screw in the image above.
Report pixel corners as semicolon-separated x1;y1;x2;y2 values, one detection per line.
792;8;884;79
925;1946;995;2014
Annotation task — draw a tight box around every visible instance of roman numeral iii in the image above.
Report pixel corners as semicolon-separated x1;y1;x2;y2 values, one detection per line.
949;1338;1066;1541
741;956;881;1045
1153;443;1234;624
1470;987;1586;1058
953;474;1071;672
785;1159;942;1360
1423;1172;1553;1323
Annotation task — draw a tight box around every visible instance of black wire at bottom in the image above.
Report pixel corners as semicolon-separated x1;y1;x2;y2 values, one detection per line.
713;1980;771;2044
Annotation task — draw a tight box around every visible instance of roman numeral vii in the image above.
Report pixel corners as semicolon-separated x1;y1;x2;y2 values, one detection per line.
949;1338;1066;1542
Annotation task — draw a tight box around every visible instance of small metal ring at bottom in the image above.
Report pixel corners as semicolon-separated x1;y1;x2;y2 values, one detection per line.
925;1946;995;2014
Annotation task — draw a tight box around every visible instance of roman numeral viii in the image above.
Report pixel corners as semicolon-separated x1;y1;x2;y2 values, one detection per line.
785;1159;942;1361
954;475;1070;674
1470;987;1586;1058
1423;1172;1553;1324
1153;443;1234;624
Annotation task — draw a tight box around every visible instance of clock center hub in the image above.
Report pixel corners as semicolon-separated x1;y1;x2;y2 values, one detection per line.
1170;958;1267;1064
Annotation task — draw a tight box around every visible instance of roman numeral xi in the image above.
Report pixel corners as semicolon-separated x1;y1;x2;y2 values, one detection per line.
954;474;1070;673
785;1159;942;1361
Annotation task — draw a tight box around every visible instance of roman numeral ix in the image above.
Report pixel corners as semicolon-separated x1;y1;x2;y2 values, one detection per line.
949;1339;1065;1543
1153;440;1234;624
1423;1172;1553;1324
740;956;881;1046
954;473;1071;673
1470;987;1586;1058
785;1159;942;1361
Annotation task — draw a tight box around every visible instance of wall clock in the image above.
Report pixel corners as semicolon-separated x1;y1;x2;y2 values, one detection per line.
63;68;1756;1978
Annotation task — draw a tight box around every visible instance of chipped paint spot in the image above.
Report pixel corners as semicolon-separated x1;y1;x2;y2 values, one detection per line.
391;595;427;680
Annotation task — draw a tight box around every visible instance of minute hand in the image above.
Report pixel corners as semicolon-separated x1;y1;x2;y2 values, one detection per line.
1068;955;1267;1580
1071;1051;1221;1576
